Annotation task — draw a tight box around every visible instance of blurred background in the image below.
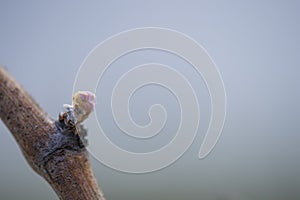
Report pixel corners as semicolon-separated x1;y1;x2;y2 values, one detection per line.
0;1;299;199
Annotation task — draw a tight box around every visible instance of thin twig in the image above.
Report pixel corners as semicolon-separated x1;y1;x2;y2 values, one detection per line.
0;66;105;200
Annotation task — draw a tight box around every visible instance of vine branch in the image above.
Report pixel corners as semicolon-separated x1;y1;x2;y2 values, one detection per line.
0;66;105;200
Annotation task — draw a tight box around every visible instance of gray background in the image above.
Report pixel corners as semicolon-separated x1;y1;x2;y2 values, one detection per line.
0;0;299;199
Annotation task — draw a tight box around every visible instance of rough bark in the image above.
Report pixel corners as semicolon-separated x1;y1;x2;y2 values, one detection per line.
0;66;105;200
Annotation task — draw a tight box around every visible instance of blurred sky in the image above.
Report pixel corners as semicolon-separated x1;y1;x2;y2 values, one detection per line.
0;1;299;200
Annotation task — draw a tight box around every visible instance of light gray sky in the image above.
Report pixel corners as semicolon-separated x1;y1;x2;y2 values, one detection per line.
0;1;299;200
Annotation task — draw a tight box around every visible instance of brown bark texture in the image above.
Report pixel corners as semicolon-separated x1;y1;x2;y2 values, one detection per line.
0;66;105;200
